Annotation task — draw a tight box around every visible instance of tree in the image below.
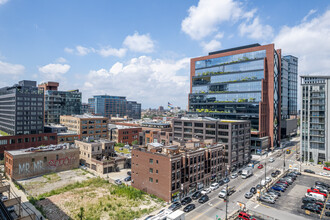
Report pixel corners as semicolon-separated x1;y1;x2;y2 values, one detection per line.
131;140;138;145
77;207;84;220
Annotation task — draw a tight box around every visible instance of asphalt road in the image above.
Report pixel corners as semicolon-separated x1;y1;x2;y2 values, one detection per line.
183;137;307;220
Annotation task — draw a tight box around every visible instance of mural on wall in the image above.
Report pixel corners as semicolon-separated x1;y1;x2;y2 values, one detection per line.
18;155;77;175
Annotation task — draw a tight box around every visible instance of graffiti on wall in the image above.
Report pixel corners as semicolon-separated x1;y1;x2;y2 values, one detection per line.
19;160;44;174
48;156;76;167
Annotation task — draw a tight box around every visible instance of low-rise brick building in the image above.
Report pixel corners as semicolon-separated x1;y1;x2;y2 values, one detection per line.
131;140;225;202
75;139;130;174
4;143;79;180
108;125;142;145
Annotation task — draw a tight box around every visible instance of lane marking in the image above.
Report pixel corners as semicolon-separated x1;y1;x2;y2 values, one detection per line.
254;204;259;209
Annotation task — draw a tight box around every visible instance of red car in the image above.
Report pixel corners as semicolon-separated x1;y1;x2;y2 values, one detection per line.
307;189;327;198
238;211;256;220
324;167;330;171
258;164;264;169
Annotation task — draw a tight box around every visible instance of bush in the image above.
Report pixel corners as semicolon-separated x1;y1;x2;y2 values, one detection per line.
110;185;146;200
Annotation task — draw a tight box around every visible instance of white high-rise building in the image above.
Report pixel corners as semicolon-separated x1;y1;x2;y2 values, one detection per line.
300;76;330;164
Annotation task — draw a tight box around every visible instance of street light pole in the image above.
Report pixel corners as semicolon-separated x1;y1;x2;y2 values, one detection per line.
283;148;286;171
225;183;228;220
265;161;267;182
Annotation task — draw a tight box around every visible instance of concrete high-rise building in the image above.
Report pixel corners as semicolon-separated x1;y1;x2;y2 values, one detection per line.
281;56;298;138
300;76;330;164
188;44;281;152
88;95;127;118
0;80;44;135
38;82;82;124
127;101;141;119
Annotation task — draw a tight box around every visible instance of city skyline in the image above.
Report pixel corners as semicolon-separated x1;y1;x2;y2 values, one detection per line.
0;0;330;108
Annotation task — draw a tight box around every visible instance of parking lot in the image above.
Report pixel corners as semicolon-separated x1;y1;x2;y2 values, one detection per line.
259;174;330;219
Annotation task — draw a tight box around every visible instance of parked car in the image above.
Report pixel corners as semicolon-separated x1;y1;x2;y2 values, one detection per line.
237;211;257;220
7;206;14;212
1;195;8;201
259;195;275;204
124;176;131;182
268;158;275;163
315;181;330;189
301;203;321;214
271;172;277;178
302;197;317;203
313;186;328;194
256;184;263;190
210;183;220;191
304;169;315;174
323;167;330;171
198;195;209;203
305;192;325;202
115;179;122;185
231;173;238;179
307;189;327;198
265;191;278;199
127;171;131;176
183;204;195;212
263;192;277;200
201;188;212;195
238;170;242;175
325;212;330;217
293;171;301;175
245;192;253;199
267;189;281;197
181;197;192;205
250;187;257;194
265;177;272;183
168;202;181;211
218;180;225;186
258;164;264;169
192;191;202;200
223;177;230;183
144;215;154;220
272;185;285;192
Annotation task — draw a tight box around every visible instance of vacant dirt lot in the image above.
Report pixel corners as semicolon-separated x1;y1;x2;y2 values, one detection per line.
18;168;94;196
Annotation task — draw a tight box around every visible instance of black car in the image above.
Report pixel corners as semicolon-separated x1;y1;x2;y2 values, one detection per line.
168;202;181;211
304;169;315;174
315;181;330;189
124;176;131;182
238;170;242;175
218;180;224;186
326;203;330;210
293;171;301;175
271;172;277;178
302;197;316;204
256;184;263;190
198;195;209;203
127;171;131;176
223;177;230;183
325;211;330;217
181;197;192;205
275;170;281;175
301;204;321;213
183;204;195;212
250;187;257;194
192;191;202;200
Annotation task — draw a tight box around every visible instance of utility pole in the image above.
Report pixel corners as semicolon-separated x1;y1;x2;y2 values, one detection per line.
265;161;267;182
283;148;286;171
225;183;228;220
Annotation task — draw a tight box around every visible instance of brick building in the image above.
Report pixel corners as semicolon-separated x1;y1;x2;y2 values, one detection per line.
131;140;225;202
0;133;57;159
108;125;142;145
60;114;108;140
172;117;251;171
5;143;79;180
75;139;130;174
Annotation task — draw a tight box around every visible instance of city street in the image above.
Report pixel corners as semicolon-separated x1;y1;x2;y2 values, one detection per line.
182;137;309;220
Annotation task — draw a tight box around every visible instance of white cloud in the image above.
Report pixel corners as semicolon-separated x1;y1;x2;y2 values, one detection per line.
0;0;8;5
239;17;274;39
97;47;127;57
201;39;222;53
181;0;244;40
64;47;74;54
56;57;67;63
274;10;330;75
76;45;93;56
214;32;224;39
83;56;190;108
123;32;155;53
38;63;71;81
302;9;317;22
0;60;24;75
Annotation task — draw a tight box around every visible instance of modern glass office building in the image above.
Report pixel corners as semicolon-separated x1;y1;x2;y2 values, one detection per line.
88;95;128;118
127;101;142;119
189;44;281;151
300;76;330;164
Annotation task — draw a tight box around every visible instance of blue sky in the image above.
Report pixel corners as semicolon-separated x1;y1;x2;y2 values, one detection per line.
0;0;330;109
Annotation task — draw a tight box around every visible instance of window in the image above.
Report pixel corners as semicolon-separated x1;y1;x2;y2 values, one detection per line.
156;170;158;174
44;157;47;162
149;168;153;173
0;140;7;145
156;179;158;183
56;155;59;160
32;158;35;162
149;159;153;164
156;160;158;164
149;177;153;183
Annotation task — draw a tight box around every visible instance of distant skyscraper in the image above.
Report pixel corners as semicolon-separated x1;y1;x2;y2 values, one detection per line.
81;103;89;114
38;82;82;124
300;76;330;164
188;43;281;151
0;80;44;135
88;95;127;118
127;101;141;119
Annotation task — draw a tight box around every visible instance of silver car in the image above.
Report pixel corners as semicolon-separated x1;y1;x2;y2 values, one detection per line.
259;195;275;204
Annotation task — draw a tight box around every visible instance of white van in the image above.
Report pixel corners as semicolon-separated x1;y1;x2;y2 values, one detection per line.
305;192;325;202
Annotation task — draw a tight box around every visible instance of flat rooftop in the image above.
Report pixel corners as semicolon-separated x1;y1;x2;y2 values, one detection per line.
209;43;261;55
7;143;78;156
71;114;107;119
179;116;249;123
